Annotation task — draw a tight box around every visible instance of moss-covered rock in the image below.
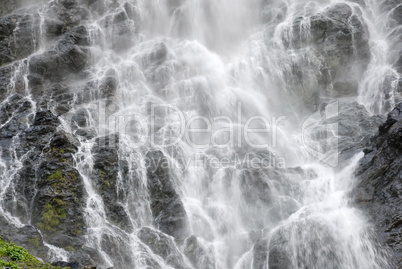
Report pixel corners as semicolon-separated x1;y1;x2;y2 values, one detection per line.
0;236;69;269
90;136;132;231
0;0;95;267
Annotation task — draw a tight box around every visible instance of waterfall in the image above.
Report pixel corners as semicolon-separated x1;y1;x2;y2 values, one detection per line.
0;0;400;268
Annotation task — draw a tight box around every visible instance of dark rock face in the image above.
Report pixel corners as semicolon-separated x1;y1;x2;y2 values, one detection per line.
319;4;370;94
18;111;86;248
0;66;12;102
146;150;190;241
0;1;398;269
354;103;402;267
29;26;89;82
0;13;37;66
137;227;191;269
24;1;90;84
0;1;95;267
0;105;92;265
91;137;132;231
335;101;384;156
51;261;80;269
284;3;370;110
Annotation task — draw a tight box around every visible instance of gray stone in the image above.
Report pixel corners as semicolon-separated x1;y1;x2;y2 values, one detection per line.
146;150;190;241
137;227;191;269
354;103;402;267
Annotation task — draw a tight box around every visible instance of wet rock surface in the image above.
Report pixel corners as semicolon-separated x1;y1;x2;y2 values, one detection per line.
44;0;88;38
239;166;306;230
265;219;342;269
303;99;386;166
0;0;400;268
0;0;95;267
15;111;86;247
0;218;49;260
0;13;38;66
354;103;402;268
183;235;216;269
91;136;132;232
252;238;269;269
145;150;190;241
0;107;93;266
51;261;80;269
28;27;90;82
284;3;370;111
379;0;402;74
137;226;191;269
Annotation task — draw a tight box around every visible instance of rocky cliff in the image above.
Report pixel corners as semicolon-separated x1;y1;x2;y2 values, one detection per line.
354;103;402;268
0;0;401;269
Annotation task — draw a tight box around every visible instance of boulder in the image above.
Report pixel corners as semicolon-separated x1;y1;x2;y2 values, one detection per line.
149;43;168;65
267;244;291;269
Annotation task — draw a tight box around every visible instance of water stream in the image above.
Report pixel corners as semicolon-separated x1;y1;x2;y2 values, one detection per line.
0;0;401;268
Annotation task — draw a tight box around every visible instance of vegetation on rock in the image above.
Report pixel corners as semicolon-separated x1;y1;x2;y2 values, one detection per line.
37;201;66;232
0;237;69;269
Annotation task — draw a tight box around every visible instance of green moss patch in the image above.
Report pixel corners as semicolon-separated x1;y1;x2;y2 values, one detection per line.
0;237;68;269
37;202;66;232
47;170;63;181
27;237;40;248
46;170;78;195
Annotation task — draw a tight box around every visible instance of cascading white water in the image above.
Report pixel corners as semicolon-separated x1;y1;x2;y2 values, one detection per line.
358;0;402;115
0;0;400;268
